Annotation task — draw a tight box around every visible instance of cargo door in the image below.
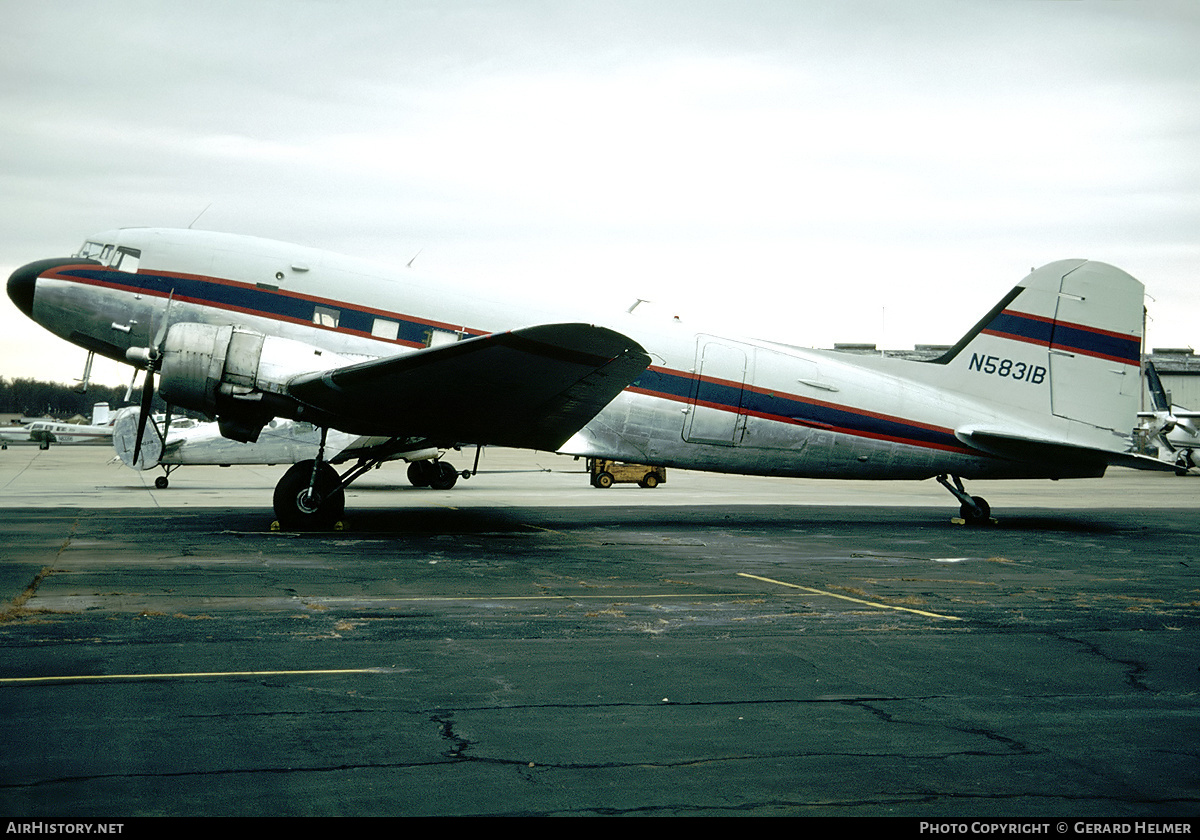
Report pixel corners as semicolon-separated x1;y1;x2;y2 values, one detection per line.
684;337;748;445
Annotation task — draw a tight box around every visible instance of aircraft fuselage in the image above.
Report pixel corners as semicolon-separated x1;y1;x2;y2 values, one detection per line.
10;227;1142;491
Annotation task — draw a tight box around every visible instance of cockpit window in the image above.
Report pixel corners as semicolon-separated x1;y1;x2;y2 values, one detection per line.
74;240;111;259
72;241;141;272
111;246;141;273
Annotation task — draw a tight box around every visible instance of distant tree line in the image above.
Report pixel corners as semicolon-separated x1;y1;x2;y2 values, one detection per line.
0;377;167;420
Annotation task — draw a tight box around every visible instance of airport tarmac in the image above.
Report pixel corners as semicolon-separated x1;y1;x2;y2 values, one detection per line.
1;446;1198;818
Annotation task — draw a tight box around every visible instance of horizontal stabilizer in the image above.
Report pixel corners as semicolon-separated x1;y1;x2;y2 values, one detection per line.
287;323;650;450
956;426;1172;476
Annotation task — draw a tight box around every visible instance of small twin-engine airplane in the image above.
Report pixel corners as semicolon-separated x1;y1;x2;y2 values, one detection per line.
6;227;1168;528
111;408;418;490
0;402;114;449
1138;360;1199;476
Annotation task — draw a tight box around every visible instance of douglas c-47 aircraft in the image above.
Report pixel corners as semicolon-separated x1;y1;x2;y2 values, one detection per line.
6;227;1169;528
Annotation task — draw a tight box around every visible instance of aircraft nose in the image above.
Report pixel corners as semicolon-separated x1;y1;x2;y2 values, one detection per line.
7;257;96;319
7;261;42;318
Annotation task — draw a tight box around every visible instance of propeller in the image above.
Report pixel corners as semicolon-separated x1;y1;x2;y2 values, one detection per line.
1140;359;1200;445
125;291;173;466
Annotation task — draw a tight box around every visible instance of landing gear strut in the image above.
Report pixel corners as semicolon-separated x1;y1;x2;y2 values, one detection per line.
152;463;179;490
936;474;992;526
271;436;476;529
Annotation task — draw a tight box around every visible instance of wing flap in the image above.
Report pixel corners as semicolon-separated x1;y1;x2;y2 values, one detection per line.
286;323;650;450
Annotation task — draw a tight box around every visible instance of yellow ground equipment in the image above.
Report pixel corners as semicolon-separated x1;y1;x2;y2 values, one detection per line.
587;458;666;489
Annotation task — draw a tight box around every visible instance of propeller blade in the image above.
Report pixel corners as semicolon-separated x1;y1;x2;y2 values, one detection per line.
153;290;174;351
133;371;155;466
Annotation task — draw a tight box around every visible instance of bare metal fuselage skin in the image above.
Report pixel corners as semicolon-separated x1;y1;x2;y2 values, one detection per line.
13;227;1145;483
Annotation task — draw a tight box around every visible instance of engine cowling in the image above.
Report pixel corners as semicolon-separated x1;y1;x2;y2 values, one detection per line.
157;323;351;441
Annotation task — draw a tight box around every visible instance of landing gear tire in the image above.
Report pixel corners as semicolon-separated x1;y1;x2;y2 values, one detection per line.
407;461;435;487
274;460;345;531
429;461;459;490
959;495;991;526
154;475;169;489
1175;452;1194;477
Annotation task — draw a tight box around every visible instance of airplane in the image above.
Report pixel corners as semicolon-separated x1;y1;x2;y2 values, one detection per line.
0;402;114;449
112;407;470;490
1136;360;1199;476
6;227;1171;528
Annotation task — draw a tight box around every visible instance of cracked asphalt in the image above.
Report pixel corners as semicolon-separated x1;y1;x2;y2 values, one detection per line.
0;448;1198;817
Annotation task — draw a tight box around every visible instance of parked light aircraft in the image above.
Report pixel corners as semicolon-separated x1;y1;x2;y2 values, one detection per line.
0;403;114;449
112;407;466;490
1137;361;1199;475
7;227;1170;528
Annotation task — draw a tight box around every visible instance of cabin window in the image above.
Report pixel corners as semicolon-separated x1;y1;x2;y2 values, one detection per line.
371;318;399;341
424;328;459;348
312;306;340;328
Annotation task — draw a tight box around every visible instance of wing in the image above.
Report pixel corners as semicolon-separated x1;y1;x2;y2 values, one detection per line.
286;323;651;450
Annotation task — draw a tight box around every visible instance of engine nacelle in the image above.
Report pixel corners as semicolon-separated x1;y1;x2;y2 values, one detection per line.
158;323;352;441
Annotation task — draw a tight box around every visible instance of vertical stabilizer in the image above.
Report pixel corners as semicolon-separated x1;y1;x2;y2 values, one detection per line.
91;402;110;426
931;260;1144;434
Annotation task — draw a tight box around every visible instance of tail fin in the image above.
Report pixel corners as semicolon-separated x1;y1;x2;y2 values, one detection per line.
1144;359;1171;413
930;259;1144;433
91;402;110;426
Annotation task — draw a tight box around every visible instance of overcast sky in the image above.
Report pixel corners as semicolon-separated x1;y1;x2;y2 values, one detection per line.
2;0;1197;388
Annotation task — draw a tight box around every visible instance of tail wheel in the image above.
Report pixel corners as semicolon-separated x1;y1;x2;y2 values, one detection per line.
274;460;345;530
959;496;991;526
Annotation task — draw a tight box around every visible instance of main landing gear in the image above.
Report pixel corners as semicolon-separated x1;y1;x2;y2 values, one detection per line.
1175;449;1197;477
406;459;463;490
274;459;345;530
936;474;993;526
271;429;473;530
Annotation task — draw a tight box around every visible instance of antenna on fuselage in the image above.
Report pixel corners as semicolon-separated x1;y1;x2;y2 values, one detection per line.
406;248;423;269
188;203;213;229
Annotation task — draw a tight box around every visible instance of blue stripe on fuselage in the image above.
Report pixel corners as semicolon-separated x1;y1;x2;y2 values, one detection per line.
61;265;969;455
56;266;465;348
630;368;968;453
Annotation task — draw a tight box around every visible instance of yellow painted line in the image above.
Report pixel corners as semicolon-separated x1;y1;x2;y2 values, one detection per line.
312;593;747;603
0;668;382;685
738;572;963;621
